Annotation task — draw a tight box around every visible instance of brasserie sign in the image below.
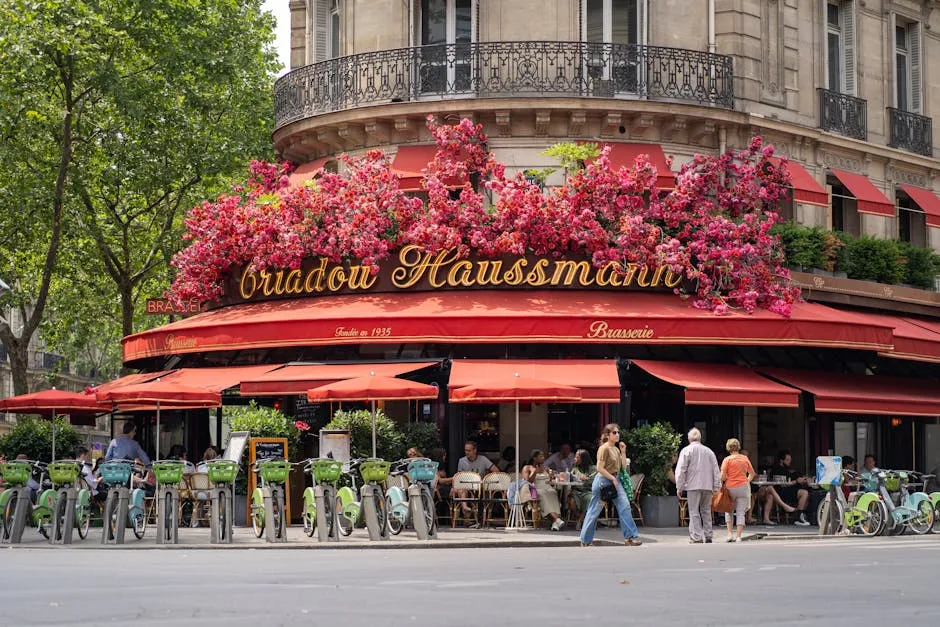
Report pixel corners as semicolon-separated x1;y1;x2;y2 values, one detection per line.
223;245;682;306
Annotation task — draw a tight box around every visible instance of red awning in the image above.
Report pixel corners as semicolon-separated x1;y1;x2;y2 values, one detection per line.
391;145;468;192
240;362;437;396
123;291;895;364
287;157;331;188
759;368;940;416
160;365;284;393
900;184;940;228
849;311;940;363
90;371;173;394
830;169;894;217
448;360;621;403
631;360;800;407
602;143;675;189
772;158;828;207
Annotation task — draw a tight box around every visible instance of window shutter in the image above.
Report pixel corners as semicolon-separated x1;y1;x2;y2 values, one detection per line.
889;12;897;108
313;0;328;62
842;0;857;95
910;22;922;113
472;0;480;42
638;0;648;46
820;0;829;90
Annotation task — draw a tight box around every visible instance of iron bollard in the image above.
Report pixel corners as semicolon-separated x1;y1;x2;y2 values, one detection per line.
315;485;338;542
361;484;388;541
51;487;77;545
209;484;234;544
156;486;180;545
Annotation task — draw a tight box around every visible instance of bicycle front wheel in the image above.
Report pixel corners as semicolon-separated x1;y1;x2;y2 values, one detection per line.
75;493;91;540
302;488;316;537
218;491;228;542
132;509;146;540
271;488;284;539
251;489;265;538
907;500;934;535
373;487;388;535
336;495;353;537
2;490;18;541
163;491;174;542
53;494;68;543
386;494;403;535
421;485;436;536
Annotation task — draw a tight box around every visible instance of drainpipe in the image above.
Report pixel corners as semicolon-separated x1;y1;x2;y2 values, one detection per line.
708;0;716;54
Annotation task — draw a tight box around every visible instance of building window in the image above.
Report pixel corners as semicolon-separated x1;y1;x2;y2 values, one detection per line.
313;0;341;62
417;0;474;93
834;421;876;463
828;178;860;237
328;0;340;60
897;194;927;248
583;0;640;45
893;20;922;113
825;1;855;95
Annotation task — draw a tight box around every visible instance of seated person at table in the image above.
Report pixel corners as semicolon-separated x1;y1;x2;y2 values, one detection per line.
406;447;423;459
196;446;219;473
497;446;516;473
454;441;497;526
545;443;575;473
926;465;940;494
132;456;156;497
860;454;881;492
569;449;596;522
168;444;196;473
521;450;565;531
746;449;797;526
768;450;810;526
75;446;104;499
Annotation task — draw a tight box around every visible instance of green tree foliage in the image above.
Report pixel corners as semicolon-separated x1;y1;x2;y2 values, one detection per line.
224;401;302;459
326;409;406;461
626;422;682;497
402;421;441;456
0;417;83;462
0;0;278;388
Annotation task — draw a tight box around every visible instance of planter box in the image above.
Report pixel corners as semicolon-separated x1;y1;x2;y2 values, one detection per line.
809;268;846;278
640;495;679;527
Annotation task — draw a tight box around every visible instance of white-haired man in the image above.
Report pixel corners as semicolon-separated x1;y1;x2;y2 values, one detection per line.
675;428;721;543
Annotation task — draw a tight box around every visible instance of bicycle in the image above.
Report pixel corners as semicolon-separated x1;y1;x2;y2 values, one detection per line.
99;459;147;542
816;469;887;536
250;459;291;541
206;460;239;544
336;458;390;539
152;460;186;544
929;479;940;532
0;459;55;542
301;458;344;539
48;460;92;542
386;457;438;539
875;470;934;535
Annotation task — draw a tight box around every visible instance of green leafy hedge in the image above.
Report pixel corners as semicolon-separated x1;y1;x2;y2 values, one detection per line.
773;222;938;289
0;417;83;462
625;422;682;497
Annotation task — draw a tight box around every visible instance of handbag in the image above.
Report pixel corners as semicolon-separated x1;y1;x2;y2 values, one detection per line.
711;487;734;513
618;468;633;502
600;482;618;502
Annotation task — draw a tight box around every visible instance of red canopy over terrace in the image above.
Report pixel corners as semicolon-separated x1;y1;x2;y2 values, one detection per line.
121;291;895;364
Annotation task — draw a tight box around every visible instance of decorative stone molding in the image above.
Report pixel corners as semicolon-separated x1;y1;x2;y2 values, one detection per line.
760;0;787;105
886;165;928;187
601;112;622;137
394;117;418;139
661;117;687;142
534;111;551;137
689;120;717;146
495;110;511;137
629;113;656;138
338;124;365;148
568;111;587;137
819;151;862;172
364;121;391;144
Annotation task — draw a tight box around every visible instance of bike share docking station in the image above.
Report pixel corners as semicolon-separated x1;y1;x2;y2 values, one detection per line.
48;461;81;545
153;461;184;545
407;482;438;541
207;460;238;544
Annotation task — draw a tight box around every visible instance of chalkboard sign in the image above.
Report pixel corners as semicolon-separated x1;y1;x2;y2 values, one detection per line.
246;437;290;526
253;439;286;462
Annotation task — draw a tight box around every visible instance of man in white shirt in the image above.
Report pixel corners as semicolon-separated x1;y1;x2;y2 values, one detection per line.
455;441;497;528
545;443;575;473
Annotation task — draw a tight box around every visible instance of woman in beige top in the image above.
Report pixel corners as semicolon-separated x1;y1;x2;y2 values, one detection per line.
578;423;642;547
521;450;565;531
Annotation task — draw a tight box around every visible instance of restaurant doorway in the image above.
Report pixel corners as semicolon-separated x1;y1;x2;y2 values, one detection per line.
547;403;603;453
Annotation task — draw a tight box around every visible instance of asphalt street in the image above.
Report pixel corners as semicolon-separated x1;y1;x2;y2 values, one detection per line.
1;535;938;626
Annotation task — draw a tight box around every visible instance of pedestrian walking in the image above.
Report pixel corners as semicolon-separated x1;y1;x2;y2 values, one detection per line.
720;438;756;542
675;428;721;543
579;423;642;547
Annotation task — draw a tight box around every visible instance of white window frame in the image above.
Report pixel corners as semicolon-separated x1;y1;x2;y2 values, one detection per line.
822;0;856;96
581;0;646;45
328;0;341;60
890;15;922;114
311;0;341;63
414;0;478;93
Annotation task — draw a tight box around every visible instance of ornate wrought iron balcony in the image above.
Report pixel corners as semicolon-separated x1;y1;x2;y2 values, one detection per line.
274;41;734;130
818;88;867;140
887;107;932;157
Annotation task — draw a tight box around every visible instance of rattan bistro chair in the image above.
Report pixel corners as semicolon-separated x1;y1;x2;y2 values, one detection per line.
630;473;645;526
481;472;511;527
450;471;482;527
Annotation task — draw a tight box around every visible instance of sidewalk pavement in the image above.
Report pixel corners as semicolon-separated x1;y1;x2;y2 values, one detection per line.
1;522;829;550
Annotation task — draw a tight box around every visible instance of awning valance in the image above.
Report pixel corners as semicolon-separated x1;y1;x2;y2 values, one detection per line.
631;360;800;407
900;184;940;228
602;143;675;189
91;371;173;394
830;169;894;217
391;145;467;192
240;362;438;396
772;158;828;207
161;365;285;393
849;311;940;363
287;157;331;188
759;368;940;416
122;291;895;364
448;360;621;403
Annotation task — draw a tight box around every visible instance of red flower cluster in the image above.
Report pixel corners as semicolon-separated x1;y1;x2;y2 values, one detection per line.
169;117;799;316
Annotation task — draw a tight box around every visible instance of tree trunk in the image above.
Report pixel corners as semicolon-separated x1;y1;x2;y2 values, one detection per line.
120;283;134;340
7;341;30;396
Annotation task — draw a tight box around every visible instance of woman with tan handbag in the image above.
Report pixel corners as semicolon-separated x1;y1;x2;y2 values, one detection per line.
720;438;757;542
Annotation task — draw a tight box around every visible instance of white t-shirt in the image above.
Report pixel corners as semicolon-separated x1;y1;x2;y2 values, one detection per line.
457;454;494;475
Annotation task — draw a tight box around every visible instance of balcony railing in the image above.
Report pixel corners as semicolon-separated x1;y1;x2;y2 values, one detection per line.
818;88;867;140
887;107;932;157
274;41;735;130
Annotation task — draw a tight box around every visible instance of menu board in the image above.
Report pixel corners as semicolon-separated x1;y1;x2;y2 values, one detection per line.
246;437;290;525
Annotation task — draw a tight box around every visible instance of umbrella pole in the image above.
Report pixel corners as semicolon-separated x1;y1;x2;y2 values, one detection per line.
156;401;161;462
508;399;526;531
51;411;57;461
371;400;377;458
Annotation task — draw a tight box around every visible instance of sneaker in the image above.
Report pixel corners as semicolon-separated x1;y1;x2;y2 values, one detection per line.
726;536;735;543
551;519;565;531
689;538;703;544
705;537;713;543
762;520;777;527
794;513;810;527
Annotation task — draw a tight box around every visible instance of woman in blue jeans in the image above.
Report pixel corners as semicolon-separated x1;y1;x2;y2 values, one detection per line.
579;423;642;546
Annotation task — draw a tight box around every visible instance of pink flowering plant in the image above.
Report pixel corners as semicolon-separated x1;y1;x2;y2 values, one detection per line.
170;116;799;316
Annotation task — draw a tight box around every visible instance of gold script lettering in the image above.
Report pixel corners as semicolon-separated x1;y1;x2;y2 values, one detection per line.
585;321;655;340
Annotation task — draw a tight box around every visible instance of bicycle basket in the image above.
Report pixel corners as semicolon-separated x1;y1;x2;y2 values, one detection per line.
313;460;343;483
100;461;133;486
48;462;81;486
258;460;291;484
0;460;32;486
207;460;239;484
885;474;901;492
359;460;391;483
152;461;185;485
408;460;438;483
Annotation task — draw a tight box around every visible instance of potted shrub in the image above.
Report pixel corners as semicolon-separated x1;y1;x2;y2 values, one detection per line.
626;422;682;527
325;409;406;460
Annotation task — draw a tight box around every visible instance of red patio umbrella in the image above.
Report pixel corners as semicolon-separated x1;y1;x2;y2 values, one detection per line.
0;388;110;459
450;374;581;529
307;373;438;457
96;380;221;460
